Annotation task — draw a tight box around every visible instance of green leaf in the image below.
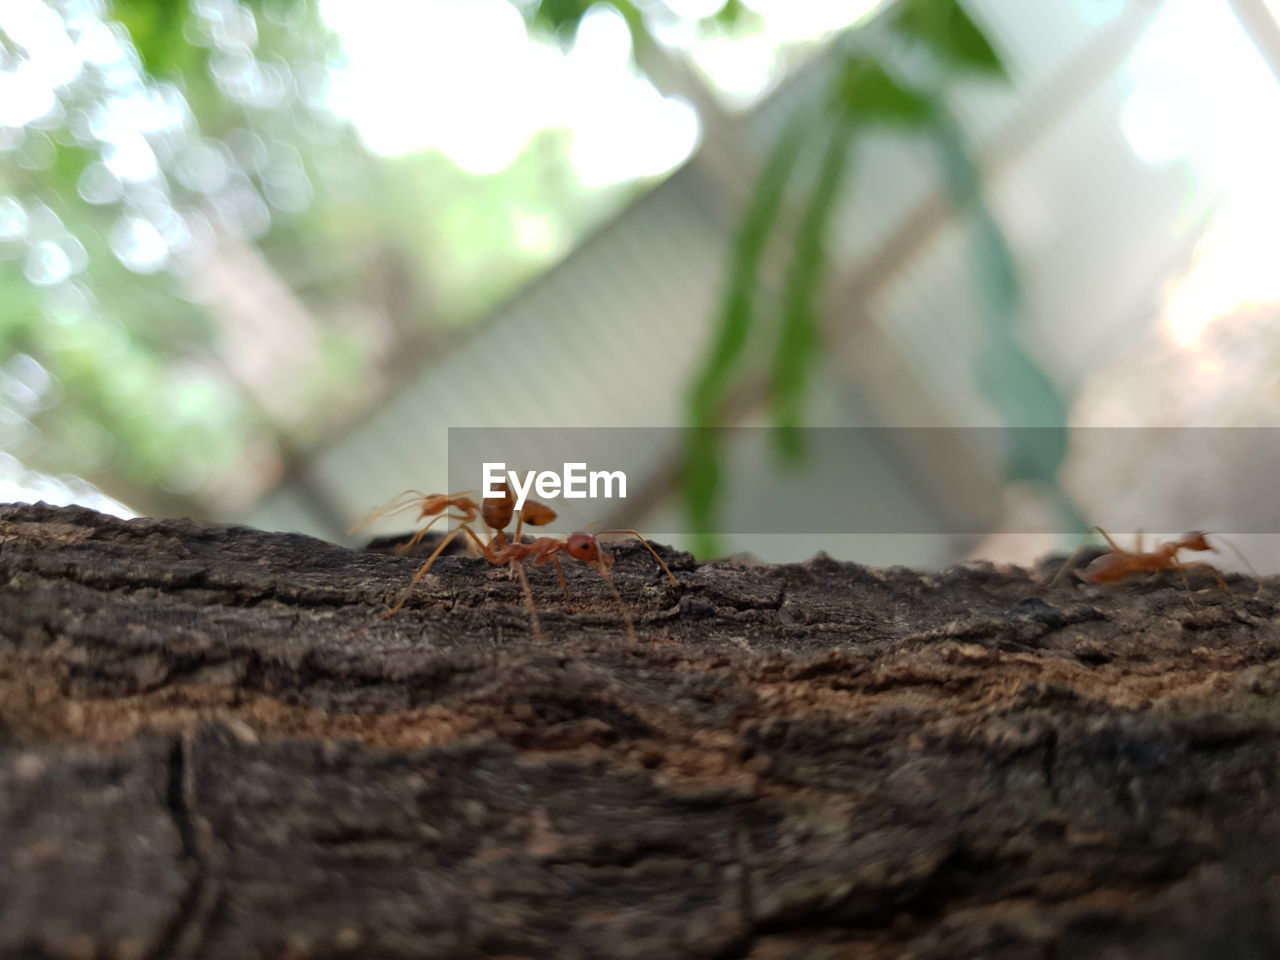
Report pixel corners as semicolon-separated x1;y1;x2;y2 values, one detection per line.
527;0;652;58
926;102;1085;532
681;429;724;558
888;0;1007;78
682;114;808;555
687;116;806;427
711;0;749;29
50;143;94;191
771;114;855;461
835;57;932;126
109;0;202;79
529;0;601;43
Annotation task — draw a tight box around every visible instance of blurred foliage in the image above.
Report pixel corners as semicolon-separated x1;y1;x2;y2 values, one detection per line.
531;0;753;47
681;0;1078;556
0;0;355;509
888;0;1005;77
0;0;688;514
2;0;1078;544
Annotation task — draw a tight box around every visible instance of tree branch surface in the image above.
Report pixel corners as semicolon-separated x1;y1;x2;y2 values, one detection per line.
2;503;1280;959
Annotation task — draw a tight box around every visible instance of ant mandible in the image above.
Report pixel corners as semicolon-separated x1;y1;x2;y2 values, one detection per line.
1047;527;1259;599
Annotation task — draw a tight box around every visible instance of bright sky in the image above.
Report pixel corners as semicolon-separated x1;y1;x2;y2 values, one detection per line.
1117;0;1280;349
317;0;884;183
319;0;699;184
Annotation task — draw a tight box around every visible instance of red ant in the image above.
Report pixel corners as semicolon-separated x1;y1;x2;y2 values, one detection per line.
485;531;678;642
478;480;557;549
1047;527;1260;599
348;490;482;554
350;483;555;556
366;483;676;640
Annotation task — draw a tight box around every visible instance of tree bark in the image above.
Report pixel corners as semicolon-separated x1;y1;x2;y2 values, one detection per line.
2;502;1279;959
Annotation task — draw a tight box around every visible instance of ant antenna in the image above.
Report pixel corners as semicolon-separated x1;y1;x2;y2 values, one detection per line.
1210;534;1265;598
594;529;678;585
346;489;434;536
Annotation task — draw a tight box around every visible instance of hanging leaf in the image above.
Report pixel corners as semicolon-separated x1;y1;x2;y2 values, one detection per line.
887;0;1007;78
687;121;807;425
528;0;648;48
679;2;1018;556
683;115;809;555
528;0;595;42
710;0;753;30
771;114;856;462
927;102;1085;532
109;0;203;79
835;56;932;126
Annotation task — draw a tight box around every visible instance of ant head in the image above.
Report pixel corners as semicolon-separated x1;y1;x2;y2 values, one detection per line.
1182;531;1215;553
521;501;557;526
566;532;603;565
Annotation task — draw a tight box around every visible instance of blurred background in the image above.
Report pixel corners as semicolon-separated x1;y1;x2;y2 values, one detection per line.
2;0;1278;568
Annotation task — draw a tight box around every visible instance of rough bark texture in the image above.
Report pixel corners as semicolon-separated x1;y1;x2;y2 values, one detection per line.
3;502;1280;960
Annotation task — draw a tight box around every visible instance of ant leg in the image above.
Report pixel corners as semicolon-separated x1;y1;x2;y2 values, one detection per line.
595;551;637;644
1093;526;1127;554
396;511;473;554
382;524;491;618
482;529;517;577
1175;565;1201;608
596;530;679;584
509;559;543;642
1045;543;1087;591
1045;529;1105;592
1174;561;1232;594
462;524;501;562
552;556;570;606
383;525;465;618
528;553;571;607
396;513;444;553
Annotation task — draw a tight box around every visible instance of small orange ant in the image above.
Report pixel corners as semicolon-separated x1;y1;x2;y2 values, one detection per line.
348;489;481;553
368;483;555;610
382;498;678;642
1047;527;1260;599
352;483;556;556
487;531;678;641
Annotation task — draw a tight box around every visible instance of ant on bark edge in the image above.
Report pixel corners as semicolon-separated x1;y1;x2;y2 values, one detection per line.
353;483;678;642
1045;527;1263;601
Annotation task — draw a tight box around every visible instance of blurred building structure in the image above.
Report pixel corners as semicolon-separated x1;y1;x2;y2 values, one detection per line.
227;0;1279;565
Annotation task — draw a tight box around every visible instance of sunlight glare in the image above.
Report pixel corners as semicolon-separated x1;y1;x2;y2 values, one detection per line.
740;0;883;39
321;0;542;173
664;0;727;18
1122;0;1280;350
320;0;700;183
